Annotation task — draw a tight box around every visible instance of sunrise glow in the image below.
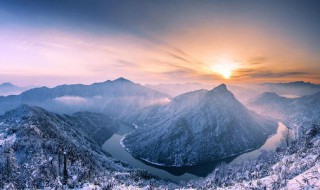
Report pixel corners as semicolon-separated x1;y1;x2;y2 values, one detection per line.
210;58;239;79
0;1;319;86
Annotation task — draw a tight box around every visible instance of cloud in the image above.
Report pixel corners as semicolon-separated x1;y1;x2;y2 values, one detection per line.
166;51;192;63
251;71;310;78
235;68;311;79
1;22;319;86
54;96;88;105
247;56;268;65
147;97;171;106
115;59;138;68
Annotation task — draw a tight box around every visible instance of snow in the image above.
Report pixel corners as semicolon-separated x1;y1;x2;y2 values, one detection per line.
286;163;320;189
0;91;319;189
81;183;100;190
132;123;138;129
122;85;278;166
0;133;16;145
30;124;42;136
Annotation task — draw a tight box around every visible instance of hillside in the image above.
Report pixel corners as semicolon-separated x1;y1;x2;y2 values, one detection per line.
123;84;277;166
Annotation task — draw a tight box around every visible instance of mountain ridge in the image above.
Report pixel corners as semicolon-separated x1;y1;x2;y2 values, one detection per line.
0;78;171;119
123;84;277;166
250;90;320;130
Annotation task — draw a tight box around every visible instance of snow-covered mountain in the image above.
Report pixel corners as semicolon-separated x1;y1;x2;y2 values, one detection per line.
0;105;170;189
0;78;171;120
285;92;320;129
145;81;320;104
0;90;318;189
145;83;260;104
0;82;30;96
0;104;118;187
122;84;277;166
250;91;320;130
193;124;320;189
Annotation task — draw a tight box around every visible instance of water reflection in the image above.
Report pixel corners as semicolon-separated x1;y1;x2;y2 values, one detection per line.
230;122;288;165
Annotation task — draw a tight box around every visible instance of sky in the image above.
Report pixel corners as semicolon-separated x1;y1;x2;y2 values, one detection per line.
0;0;320;86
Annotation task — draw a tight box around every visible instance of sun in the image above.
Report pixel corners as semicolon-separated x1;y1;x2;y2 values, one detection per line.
220;69;231;79
210;58;238;79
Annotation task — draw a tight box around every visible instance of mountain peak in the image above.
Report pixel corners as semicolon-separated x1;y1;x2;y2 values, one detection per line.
210;83;228;93
3;104;38;119
112;77;133;83
0;82;15;88
16;104;34;111
123;84;276;166
288;81;314;86
292;81;306;83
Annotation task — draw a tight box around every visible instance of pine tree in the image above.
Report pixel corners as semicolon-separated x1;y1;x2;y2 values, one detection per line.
3;148;19;187
63;151;68;185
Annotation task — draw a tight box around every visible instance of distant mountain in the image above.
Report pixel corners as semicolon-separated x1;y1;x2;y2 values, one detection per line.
122;84;277;166
249;92;295;120
223;81;320;105
0;82;30;96
260;81;320;97
287;91;320;128
227;85;261;104
0;82;15;88
250;91;320;130
0;78;171;119
145;83;214;97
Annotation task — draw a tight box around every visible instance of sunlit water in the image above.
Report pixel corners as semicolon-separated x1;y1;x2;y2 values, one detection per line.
102;122;288;182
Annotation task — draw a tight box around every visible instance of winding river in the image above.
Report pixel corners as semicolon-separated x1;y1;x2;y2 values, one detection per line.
102;122;288;182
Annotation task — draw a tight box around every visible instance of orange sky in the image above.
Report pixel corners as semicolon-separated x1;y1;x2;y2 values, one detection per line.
0;1;319;86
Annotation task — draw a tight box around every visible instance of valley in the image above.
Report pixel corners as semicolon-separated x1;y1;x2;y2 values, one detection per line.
0;79;319;189
103;122;289;182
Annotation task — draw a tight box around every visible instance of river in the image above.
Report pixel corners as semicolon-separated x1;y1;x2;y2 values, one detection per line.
102;122;288;182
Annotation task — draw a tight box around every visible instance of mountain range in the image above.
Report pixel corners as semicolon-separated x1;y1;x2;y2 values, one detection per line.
147;81;320;104
261;81;320;97
250;91;320;132
0;78;319;188
122;84;277;166
0;78;171;120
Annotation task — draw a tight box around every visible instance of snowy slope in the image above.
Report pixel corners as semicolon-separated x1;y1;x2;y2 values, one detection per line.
0;105;173;189
189;124;320;190
0;104;318;189
123;84;277;166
